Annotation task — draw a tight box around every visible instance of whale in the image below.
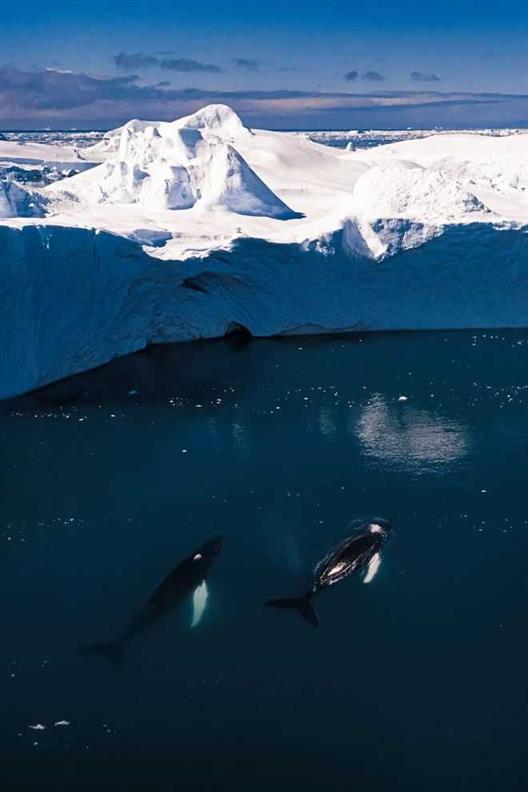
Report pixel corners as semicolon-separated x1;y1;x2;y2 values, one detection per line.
80;536;223;663
266;519;393;627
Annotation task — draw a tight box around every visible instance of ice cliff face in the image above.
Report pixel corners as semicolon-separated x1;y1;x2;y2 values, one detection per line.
0;181;46;219
1;104;528;397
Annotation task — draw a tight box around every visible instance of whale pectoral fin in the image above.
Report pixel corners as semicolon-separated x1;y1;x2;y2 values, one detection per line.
190;580;208;628
364;553;381;584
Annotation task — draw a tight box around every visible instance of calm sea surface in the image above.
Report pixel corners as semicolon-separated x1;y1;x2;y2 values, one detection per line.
1;331;527;791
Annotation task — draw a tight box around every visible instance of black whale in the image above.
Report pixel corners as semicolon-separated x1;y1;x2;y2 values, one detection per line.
80;536;223;663
266;519;393;627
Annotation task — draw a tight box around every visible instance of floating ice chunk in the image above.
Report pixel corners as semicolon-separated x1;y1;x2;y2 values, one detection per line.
28;724;46;731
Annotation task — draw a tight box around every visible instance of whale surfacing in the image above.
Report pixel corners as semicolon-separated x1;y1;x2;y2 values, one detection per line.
266;519;393;627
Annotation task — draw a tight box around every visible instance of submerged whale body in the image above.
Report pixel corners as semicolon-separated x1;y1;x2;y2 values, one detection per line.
266;519;393;627
80;536;223;663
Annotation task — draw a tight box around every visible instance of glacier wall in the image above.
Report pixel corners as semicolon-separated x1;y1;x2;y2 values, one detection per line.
2;221;528;399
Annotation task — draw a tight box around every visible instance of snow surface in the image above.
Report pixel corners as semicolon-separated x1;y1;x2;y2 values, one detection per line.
0;138;100;169
1;104;527;397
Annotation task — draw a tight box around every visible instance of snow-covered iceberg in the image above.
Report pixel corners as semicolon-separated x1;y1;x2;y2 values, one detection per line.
48;107;297;218
1;104;527;397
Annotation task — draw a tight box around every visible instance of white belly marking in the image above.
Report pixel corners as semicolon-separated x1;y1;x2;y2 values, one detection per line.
364;553;381;584
190;580;208;628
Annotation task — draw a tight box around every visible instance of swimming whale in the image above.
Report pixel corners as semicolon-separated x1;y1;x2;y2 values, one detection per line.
266;519;393;627
80;536;223;662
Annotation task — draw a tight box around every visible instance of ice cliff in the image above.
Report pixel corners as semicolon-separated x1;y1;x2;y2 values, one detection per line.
1;104;527;397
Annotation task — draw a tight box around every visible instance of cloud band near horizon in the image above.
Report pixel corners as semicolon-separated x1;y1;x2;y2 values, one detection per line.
1;65;528;130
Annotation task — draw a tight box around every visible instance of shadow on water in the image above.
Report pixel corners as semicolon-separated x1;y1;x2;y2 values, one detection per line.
8;331;363;409
1;329;528;791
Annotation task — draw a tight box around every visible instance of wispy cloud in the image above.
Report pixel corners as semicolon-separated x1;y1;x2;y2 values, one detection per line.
160;58;221;73
233;58;262;72
114;52;221;73
345;70;386;82
481;50;496;62
0;65;146;111
114;52;158;70
362;70;385;82
411;71;441;82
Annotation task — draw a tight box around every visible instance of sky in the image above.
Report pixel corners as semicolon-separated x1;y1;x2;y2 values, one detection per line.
2;0;528;129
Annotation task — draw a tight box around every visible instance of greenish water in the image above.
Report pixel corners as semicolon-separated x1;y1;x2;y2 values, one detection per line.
1;331;527;791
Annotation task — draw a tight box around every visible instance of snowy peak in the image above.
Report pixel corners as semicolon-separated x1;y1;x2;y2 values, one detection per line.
49;104;295;218
203;143;297;218
171;104;251;142
86;105;250;159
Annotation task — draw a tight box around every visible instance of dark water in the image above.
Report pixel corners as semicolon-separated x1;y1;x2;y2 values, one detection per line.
1;331;528;791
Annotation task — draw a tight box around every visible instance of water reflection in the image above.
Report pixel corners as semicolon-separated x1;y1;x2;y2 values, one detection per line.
356;394;470;469
232;419;250;455
318;407;337;438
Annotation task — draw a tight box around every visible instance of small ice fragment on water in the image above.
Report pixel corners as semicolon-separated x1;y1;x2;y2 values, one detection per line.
54;720;70;727
182;449;188;453
398;395;408;402
481;489;487;493
128;389;139;396
28;724;46;730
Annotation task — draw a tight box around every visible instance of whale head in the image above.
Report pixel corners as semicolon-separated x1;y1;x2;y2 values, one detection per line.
195;536;224;560
367;519;393;540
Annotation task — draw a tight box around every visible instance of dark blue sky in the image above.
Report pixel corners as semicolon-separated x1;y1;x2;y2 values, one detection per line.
2;0;528;128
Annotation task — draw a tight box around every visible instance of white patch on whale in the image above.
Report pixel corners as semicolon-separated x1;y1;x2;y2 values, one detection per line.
190;580;208;628
364;553;381;584
328;561;347;578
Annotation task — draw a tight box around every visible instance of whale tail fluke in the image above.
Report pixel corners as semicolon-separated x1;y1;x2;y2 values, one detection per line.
78;640;125;666
265;594;318;628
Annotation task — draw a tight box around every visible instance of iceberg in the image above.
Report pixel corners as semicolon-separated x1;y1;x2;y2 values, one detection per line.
1;104;527;398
